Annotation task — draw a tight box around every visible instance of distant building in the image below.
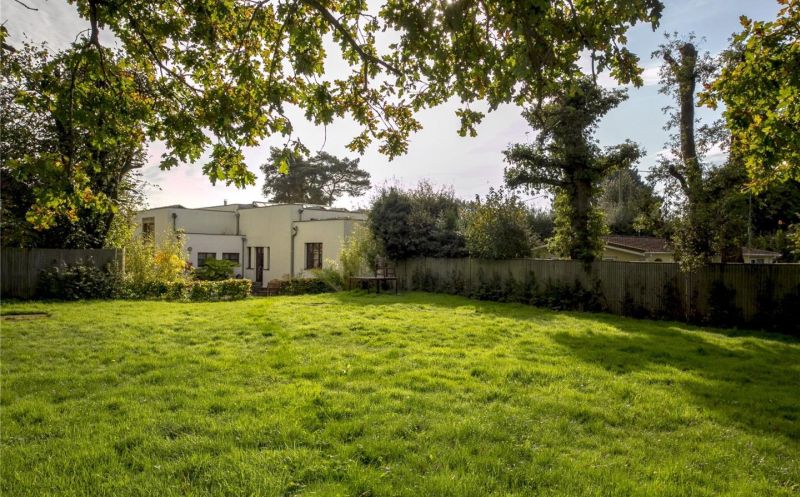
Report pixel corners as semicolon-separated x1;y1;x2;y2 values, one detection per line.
602;236;674;262
533;235;782;263
740;247;782;264
134;202;366;288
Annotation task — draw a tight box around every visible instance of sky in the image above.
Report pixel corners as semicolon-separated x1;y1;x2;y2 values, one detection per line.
2;0;782;210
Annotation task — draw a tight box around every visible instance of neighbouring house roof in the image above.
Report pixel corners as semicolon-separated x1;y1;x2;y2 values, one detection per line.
603;236;671;254
741;247;782;257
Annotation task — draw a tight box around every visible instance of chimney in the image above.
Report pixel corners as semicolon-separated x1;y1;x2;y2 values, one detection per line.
224;199;228;206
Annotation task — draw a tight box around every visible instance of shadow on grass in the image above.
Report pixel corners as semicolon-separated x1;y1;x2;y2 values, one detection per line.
331;291;800;441
551;326;800;442
331;290;799;344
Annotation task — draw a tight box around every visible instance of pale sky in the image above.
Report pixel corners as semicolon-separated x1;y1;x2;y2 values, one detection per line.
2;0;781;210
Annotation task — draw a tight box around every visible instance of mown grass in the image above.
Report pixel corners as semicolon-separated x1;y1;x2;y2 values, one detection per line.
1;292;798;496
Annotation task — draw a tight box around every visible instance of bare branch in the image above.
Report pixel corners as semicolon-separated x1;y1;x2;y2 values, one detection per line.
13;0;38;11
300;0;401;76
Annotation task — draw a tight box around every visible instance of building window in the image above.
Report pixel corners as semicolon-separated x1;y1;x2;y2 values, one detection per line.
142;217;155;238
247;247;252;269
197;252;216;267
266;247;271;270
222;252;240;264
305;243;322;270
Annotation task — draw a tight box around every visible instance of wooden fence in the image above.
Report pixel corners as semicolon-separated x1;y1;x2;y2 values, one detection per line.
396;258;800;327
1;248;123;299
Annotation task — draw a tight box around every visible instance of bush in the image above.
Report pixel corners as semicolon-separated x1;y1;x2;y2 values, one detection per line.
122;230;189;297
194;259;237;281
282;277;336;295
707;280;742;328
37;261;118;300
311;266;345;291
531;279;605;312
124;278;250;302
340;225;381;278
463;188;533;259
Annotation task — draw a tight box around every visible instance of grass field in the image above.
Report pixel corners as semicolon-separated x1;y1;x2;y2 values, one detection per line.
1;292;799;496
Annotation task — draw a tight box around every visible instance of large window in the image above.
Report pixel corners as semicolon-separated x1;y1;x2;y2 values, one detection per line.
305;243;322;270
142;217;155;238
247;247;252;269
197;252;216;267
222;252;240;264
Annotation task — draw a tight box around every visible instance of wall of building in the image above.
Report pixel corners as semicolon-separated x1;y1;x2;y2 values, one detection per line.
238;205;296;284
183;233;245;273
292;219;362;278
134;203;367;288
601;246;645;262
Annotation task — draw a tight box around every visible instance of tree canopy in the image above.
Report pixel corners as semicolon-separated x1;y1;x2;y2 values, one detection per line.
504;78;643;263
463;188;533;260
700;0;800;191
649;36;727;269
368;182;466;261
260;149;370;204
4;0;663;182
0;36;149;247
2;0;663;246
598;167;664;236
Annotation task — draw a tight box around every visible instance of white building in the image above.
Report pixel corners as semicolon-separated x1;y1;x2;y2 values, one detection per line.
135;202;367;288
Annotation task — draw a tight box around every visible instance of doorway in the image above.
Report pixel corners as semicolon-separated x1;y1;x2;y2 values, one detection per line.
255;247;264;285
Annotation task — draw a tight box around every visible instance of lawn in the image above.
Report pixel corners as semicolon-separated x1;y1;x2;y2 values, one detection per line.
1;293;798;497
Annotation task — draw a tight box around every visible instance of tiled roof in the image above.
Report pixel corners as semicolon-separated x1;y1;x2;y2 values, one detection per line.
603;236;671;253
741;247;781;257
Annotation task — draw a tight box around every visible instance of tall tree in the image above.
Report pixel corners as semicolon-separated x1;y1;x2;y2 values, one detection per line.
504;78;643;263
598;167;664;235
0;37;149;248
261;149;370;205
368;182;466;261
464;188;533;260
2;1;663;221
650;35;727;269
700;0;800;191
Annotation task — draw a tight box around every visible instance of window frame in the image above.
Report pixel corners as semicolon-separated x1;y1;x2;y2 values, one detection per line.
197;252;216;267
305;243;323;270
222;252;240;265
141;217;155;238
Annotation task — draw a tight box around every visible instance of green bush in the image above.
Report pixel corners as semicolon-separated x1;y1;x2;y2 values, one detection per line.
311;266;345;291
194;259;237;281
123;278;250;301
282;277;336;295
217;279;252;300
707;280;743;328
37;261;118;300
122;230;189;292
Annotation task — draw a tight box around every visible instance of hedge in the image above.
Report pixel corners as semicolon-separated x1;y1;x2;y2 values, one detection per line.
125;278;251;301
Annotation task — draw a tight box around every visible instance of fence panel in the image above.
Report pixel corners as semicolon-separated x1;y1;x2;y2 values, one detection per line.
397;258;800;327
1;248;122;299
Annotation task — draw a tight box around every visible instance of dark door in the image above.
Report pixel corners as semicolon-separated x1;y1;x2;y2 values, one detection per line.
255;247;264;284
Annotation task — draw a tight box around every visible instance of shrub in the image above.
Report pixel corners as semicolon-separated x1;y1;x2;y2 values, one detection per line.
340;225;382;278
124;278;250;301
194;259;237;281
312;265;345;291
37;261;118;300
463;188;533;259
282;278;336;295
122;230;189;297
622;290;650;319
164;280;190;300
707;280;742;328
532;279;605;312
